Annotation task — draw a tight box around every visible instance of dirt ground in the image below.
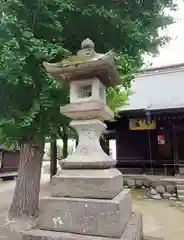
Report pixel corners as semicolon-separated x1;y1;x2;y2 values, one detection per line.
134;200;184;239
0;176;184;240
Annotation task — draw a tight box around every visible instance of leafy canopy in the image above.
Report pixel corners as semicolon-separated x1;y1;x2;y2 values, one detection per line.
0;0;70;143
0;0;176;144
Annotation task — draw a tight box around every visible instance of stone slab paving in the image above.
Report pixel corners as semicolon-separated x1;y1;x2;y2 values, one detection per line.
0;175;184;240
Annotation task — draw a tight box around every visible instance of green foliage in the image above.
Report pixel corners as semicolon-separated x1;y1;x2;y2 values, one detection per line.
54;0;176;108
107;86;132;113
57;0;175;54
0;0;70;144
0;0;176;144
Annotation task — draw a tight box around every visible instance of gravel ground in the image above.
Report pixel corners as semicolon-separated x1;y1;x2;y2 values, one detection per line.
0;175;184;240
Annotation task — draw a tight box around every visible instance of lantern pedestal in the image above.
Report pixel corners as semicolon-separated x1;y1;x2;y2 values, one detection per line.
22;115;143;240
60;119;116;169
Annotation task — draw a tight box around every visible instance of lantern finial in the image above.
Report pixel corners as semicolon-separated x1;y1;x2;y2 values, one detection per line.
81;38;94;49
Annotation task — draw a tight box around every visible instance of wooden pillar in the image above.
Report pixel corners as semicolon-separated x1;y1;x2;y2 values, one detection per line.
172;126;179;174
148;130;153;174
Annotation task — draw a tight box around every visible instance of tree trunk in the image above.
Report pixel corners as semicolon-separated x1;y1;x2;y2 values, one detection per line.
62;126;68;158
50;137;57;180
9;139;44;219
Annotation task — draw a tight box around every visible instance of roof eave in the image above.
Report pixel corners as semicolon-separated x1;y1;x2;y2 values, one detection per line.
118;107;184;116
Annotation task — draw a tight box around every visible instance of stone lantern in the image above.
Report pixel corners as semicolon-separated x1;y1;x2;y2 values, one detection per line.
43;38;117;170
22;39;143;240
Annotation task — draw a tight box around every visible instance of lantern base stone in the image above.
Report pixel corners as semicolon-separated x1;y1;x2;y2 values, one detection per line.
38;189;132;238
22;212;143;240
51;168;123;199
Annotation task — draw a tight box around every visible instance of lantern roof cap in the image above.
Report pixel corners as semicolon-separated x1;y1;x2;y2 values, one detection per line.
43;38;119;86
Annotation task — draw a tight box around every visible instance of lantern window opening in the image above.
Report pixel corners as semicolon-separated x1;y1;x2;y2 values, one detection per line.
78;84;92;98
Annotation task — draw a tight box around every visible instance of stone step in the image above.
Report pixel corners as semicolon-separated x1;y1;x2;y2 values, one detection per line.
176;184;184;190
177;189;184;195
176;184;184;201
178;195;184;201
177;189;184;194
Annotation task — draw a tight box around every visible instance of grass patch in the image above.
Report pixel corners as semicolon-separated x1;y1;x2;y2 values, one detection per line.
131;188;147;200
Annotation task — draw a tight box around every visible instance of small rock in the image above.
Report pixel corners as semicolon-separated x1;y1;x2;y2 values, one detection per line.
173;201;183;207
152;194;162;200
135;179;143;188
162;192;171;199
143;195;149;199
166;185;176;194
143;179;152;188
169;197;177;201
156;185;165;194
127;179;135;188
149;189;157;195
151;182;158;188
172;193;177;197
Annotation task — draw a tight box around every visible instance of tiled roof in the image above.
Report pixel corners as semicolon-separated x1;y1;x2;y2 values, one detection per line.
118;63;184;112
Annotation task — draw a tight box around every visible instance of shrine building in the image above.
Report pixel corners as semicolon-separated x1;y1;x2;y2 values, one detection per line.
107;63;184;176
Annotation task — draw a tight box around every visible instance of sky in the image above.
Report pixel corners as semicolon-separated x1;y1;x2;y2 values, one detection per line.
148;0;184;67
